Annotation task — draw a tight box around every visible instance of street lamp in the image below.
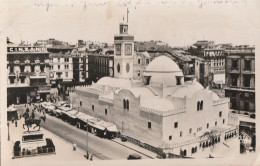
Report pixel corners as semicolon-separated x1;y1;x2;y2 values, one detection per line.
7;121;10;141
84;119;89;160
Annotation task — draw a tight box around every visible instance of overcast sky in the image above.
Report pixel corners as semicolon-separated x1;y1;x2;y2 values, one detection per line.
2;0;260;47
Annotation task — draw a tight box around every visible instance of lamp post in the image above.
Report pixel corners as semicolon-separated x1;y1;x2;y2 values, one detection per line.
84;119;89;159
7;122;10;141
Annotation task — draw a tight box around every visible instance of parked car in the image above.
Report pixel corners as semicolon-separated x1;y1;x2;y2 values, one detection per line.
127;153;142;160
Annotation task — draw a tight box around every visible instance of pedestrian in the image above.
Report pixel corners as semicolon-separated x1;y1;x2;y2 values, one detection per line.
90;155;93;161
86;152;89;159
73;142;77;151
15;120;17;127
19;114;22;120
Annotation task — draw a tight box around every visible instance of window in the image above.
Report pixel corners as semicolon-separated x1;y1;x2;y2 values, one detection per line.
189;128;192;134
244;101;249;111
148;122;151;129
244;60;251;71
126;100;129;110
65;58;69;62
207;123;209;129
231;74;238;86
50;65;53;70
200;101;203;110
180;131;182;137
20;66;25;72
92;105;94;111
176;76;182;85
10;78;15;84
40;65;44;72
169;135;172;141
123;99;126;109
21;77;25;83
197;101;200;111
174;122;178;128
232;59;238;69
215;121;217;126
58;58;60;62
219;111;222;117
138;70;140;77
65;65;69;69
31;66;35;72
146;59;149;65
243;75;251;87
138;59;141;64
223;119;225;124
105;109;107;115
58;65;60;70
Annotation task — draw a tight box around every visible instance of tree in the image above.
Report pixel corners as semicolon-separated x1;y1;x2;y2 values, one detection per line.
200;129;218;148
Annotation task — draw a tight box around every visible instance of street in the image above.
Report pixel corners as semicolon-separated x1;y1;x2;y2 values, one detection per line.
15;105;151;160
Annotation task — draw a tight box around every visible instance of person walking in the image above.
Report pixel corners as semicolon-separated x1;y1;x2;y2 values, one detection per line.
15;120;18;127
73;142;77;151
90;155;93;161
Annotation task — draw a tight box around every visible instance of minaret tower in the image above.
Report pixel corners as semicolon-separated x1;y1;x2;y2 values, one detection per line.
113;10;134;79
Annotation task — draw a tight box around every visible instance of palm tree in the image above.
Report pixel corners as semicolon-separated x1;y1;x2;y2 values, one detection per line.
200;129;218;148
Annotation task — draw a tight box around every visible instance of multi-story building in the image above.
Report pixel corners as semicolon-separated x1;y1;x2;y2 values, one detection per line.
224;46;255;153
48;46;74;87
204;48;226;88
88;54;114;83
71;50;88;83
133;51;150;80
224;47;255;115
7;44;51;106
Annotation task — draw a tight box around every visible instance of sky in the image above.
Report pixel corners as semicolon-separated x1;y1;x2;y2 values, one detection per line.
1;0;260;47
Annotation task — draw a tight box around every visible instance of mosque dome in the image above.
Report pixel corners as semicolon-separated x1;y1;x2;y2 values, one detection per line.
144;56;184;86
146;56;182;72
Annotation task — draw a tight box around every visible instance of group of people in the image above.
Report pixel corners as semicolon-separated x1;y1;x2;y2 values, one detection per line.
73;143;94;161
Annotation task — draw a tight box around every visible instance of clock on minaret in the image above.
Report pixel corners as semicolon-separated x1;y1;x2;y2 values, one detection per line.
125;44;132;55
115;44;121;55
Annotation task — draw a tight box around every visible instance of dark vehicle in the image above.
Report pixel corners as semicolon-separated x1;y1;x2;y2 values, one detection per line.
127;153;142;160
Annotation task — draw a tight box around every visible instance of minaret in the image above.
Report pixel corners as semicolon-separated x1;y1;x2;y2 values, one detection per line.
113;16;134;79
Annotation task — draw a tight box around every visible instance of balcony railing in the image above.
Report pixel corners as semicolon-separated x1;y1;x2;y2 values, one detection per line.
243;68;251;72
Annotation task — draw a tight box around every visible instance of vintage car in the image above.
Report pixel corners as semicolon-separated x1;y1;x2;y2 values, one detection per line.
127;153;142;160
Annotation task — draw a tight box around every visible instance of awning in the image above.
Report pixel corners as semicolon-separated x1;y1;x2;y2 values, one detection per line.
143;72;152;76
107;125;118;132
30;75;46;79
91;123;105;131
38;90;51;93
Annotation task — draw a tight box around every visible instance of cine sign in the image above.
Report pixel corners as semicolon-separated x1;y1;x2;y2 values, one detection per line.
8;47;47;53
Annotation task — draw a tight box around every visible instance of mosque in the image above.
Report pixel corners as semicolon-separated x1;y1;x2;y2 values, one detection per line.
70;22;237;157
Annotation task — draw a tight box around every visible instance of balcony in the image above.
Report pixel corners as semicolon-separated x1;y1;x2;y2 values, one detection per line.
243;68;251;72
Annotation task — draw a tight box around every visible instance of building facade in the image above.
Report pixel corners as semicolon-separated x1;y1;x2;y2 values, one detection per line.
48;46;74;86
88;54;114;83
49;53;73;86
224;49;255;115
204;48;226;88
71;51;88;83
7;45;51;106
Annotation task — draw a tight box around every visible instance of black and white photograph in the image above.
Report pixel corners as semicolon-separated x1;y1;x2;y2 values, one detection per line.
0;0;259;165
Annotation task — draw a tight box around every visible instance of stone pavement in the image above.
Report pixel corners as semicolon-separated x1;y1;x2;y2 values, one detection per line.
3;117;98;166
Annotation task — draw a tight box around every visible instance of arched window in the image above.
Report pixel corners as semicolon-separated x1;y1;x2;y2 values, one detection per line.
123;99;126;109
200;100;203;110
183;150;187;156
191;148;194;154
197;101;200;111
195;147;197;153
126;100;129;110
